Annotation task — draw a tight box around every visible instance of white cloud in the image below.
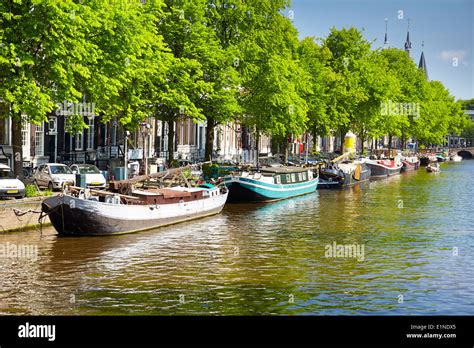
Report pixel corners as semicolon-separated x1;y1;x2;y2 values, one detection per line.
439;50;467;62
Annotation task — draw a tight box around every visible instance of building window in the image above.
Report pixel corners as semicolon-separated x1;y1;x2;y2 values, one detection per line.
87;117;94;150
35;123;44;156
22;120;29;148
75;133;83;150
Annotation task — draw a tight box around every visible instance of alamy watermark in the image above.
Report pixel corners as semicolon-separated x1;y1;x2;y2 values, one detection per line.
0;242;38;260
380;100;420;118
55;101;95;117
324;241;365;261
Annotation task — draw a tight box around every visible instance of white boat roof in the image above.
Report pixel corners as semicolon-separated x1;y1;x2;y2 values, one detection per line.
132;186;205;196
167;186;205;192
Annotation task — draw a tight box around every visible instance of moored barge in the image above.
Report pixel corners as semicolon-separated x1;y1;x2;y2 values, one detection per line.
42;184;228;236
318;160;371;188
366;159;403;178
224;167;318;202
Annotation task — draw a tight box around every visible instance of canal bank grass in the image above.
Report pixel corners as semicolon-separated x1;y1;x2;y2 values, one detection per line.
25;184;53;198
0;196;52;233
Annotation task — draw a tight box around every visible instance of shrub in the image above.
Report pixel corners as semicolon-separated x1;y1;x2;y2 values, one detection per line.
25;184;54;198
43;189;53;197
25;184;40;198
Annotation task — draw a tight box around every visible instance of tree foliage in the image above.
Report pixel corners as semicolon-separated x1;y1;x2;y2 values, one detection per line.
0;0;468;171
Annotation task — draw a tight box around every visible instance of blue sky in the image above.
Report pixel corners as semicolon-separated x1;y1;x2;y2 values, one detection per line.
288;0;474;100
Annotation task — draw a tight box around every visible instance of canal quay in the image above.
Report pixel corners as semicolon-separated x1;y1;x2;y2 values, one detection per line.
0;160;472;316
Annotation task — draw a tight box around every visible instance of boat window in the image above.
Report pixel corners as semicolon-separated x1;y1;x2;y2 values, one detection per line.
286;174;291;182
275;176;281;184
302;172;307;180
291;174;296;182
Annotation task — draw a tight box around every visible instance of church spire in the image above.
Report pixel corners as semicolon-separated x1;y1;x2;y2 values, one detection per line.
418;41;429;80
383;18;389;48
404;19;412;56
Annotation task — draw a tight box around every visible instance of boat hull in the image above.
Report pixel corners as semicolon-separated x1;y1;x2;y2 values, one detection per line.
317;179;343;189
420;157;430;166
42;191;228;236
226;177;318;202
426;165;440;173
401;160;420;171
420;157;437;166
318;166;371;189
366;162;402;178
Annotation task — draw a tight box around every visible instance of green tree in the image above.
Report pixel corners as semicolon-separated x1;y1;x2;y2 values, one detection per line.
297;37;331;145
359;49;402;152
147;0;215;164
461;119;474;146
415;81;467;146
201;0;248;160
459;99;474;110
379;48;427;150
240;1;309;162
321;27;372;151
0;0;166;175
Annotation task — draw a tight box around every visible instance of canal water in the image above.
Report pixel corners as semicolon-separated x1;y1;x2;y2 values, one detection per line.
0;161;473;315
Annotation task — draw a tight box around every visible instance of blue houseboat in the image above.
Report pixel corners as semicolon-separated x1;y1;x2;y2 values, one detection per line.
223;167;319;202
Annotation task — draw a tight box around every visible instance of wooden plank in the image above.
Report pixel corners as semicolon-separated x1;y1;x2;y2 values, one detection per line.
110;161;211;186
68;186;137;200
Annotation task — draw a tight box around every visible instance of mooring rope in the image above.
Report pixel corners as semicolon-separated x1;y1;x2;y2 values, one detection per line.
37;199;63;237
12;208;42;217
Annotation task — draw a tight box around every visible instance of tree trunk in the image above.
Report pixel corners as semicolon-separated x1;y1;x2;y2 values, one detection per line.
311;131;317;154
340;130;345;154
204;117;215;161
388;134;393;156
167;120;174;165
12;115;23;178
154;118;158;156
271;136;279;155
255;129;260;169
359;128;365;154
283;138;289;164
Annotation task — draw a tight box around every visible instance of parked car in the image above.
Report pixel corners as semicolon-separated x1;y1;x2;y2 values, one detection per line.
0;164;25;199
33;163;76;191
70;164;107;189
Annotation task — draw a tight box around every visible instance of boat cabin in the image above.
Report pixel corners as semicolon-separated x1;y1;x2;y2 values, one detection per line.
80;186;212;205
259;167;313;185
